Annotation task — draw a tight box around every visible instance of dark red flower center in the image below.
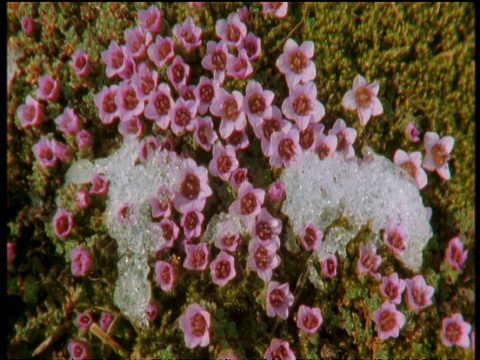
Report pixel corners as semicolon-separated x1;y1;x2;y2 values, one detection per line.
172;64;185;83
24;105;36;121
269;288;285;307
197;124;210;145
228;130;243;146
103;92;117;113
146;14;156;27
180;173;200;200
299;127;315;149
111;50;124;69
303;313;319;330
412;287;426;307
222;98;239;121
80;314;91;325
303;226;317;247
154;93;170;115
191;249;207;269
141;76;155;95
226;25;241;43
388;232;405;251
445;322;462;343
256;221;272;241
184;211;199;231
326;259;335;275
244;41;258;58
131;35;144;53
248;94;266;114
181;29;197;44
263;119;280;139
118;205;130;221
217;153;233;174
317;143;330;160
289;50;308;74
175;108;191;127
401;161;417;179
161;223;173;240
57;216;70;234
385;282;398;300
292;94;311;116
254;245;271;269
233;169;247;185
74;345;84;357
157;41;172;60
190;313;207;336
361;254;376;270
182;89;196;102
215;259;231;280
431;143;449;167
355;86;372;108
124;88;139;110
233;57;248;73
161;265;172;284
212;51;227;71
199;83;214;103
75;56;86;69
278;138;296;161
379;310;397;332
222;235;237;248
336;131;348;152
240;192;257;215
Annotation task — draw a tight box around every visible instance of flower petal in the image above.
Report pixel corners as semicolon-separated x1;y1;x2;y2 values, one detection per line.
342;90;358;110
358;107;372;126
371;97;383;116
353;74;367;92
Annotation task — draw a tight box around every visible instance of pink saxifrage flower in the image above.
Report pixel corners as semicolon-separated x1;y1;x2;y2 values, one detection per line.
70;247;93;277
296;305;323;334
269;127;302;169
231;167;248;189
210;251;236;287
441;313;472;348
149;185;174;218
77;312;93;331
158;218;180;250
22;16;35;34
132;62;158;102
55;107;80;135
100;312;114;331
37;75;59;101
276;39;316;87
240;32;261;61
226;49;253;80
210;88;246;140
17;95;42;128
76;130;92;151
445;237;468;273
173;16;203;51
7;242;15;266
179;303;211;349
124;25;153;59
139;136;161;163
342;74;383;126
201;40;229;84
380;273;406;305
76;189;90;209
102;41;128;78
394;149;428;190
372;301;406;339
298;123;324;152
146;302;159;322
181;206;204;239
118;115;144;138
406;121;421;143
214;222;241;253
209;143;239;181
405;275;435;310
422;131;454;181
237;6;250;22
194;116;218;152
147;35;175;68
357;243;382;280
90;173;109;196
32;137;59;168
267;281;295;320
72;49;90;77
315;132;338;160
138;5;162;34
67;340;89;360
115;80;145;121
215;13;247;49
155;260;177;291
299;223;323;252
322;254;337;278
144;83;174;129
267;180;285;205
174;158;212;213
262;2;288;18
243;80;274;126
328;118;357;160
248;238;280;282
184;243;209;271
264;338;296;360
54;208;73;238
94;85;120;125
382;219;407;255
229;181;265;227
253;105;291;157
169;97;198;136
253;208;282;248
167;55;190;91
194;76;219;115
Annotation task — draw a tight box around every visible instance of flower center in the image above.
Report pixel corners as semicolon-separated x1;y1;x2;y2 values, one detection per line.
190;313;207;337
289;50;308;74
222;235;237;247
226;25;241;43
451;245;462;264
401;161;417;179
57;216;69;234
233;170;247;185
161;265;172;284
256;221;272;241
355;86;372;108
263;119;280;139
75;56;86;69
431;142;449;167
292;94;311;116
141;76;155;95
185;211;199;231
244;41;257;58
379;310;397;332
317;143;330;160
217;153;233;174
299;127;315;149
161;223;173;240
361;254;375;270
199;84;214;102
303;226;317;247
154;93;170;115
412;287;426;307
24;105;36;121
80;314;90;324
278;138;296;161
233;57;248;73
248;93;266;114
181;89;196;102
124;88;139;110
181;29;197;44
40;146;54;162
303;313;320;329
215;259;231;280
131;35;144;53
385;282;398;300
175;107;191;127
74;345;83;357
269;288;285;308
212;51;227;71
157;41;172;60
388;231;405;251
254;245;271;269
111;50;124;69
103;92;117;113
222;98;239;121
146;14;155;27
240;192;257;215
228;130;243;146
197;124;210;145
191;249;207;268
336;131;348;152
180;173;200;200
268;2;283;10
326;259;335;275
172;64;185;83
445;322;462;343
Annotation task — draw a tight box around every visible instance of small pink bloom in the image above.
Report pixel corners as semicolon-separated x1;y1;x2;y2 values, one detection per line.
194;76;219;115
239;32;261;60
266;281;294;319
194;116;218;152
174;158;212;213
138;5;162;34
76;130;92;151
214;223;240;253
173;16;203;51
372;301;406;339
299;223;323;252
243;80;274;127
226;49;253;80
54;209;73;238
55;107;80;135
17;95;42;128
118;115;144;138
237;6;250;23
169;97;198;136
209;143;239;181
147;35;175;68
247;238;280;282
229;182;265;227
72;49;90;77
441;313;472;348
161;136;175;152
405;275;435;310
179;303;210;348
422;132;454;181
124;25;152;59
90;173;109;196
21;16;34;34
264;338;295;360
37;75;59;101
167;55;190;91
215;13;247;48
76;189;90;209
380;273;406;304
115;80;144;121
322;254;337;278
179;85;199;107
394;149;428;190
269;128;302;169
201;40;228;84
184;243;209;271
158;218;180;250
357;243;382;280
298;123;324;152
342;74;383;126
181;206;204;239
296;305;323;334
210;251;236;287
276;39;315;87
149;185;174;219
210;88;246;140
144;83;174;129
67;340;89;360
7;242;15;266
139;136;162;163
70;247;92;277
231;168;248;189
101;41;128;78
445;237;468;274
315;132;338;160
146;302;159;322
382;219;407;255
77;312;93;331
155;260;177;291
253;208;282;248
267;181;284;205
118;55;136;80
55;142;71;163
33;137;58;168
226;129;249;150
100;312;114;331
132;62;158;102
328;118;357;160
262;2;288;18
406;122;421;143
94;85;120;125
116;204;133;224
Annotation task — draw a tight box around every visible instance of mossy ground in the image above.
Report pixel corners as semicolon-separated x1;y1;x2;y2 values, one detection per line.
7;2;474;359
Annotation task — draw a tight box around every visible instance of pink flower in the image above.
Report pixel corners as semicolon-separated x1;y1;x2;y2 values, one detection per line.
382;219;407;255
181;206;204;239
253;106;290;157
174;158;212;213
33;137;62;168
201;40;228;84
237;6;250;22
132;62;158;102
158;218;180;250
124;26;152;59
18;95;42;129
445;237;468;274
404;275;435;310
328;118;357;160
276;39;315;87
296;305;323;334
7;242;15;266
394;149;428;190
37;75;59;101
441;313;472;348
72;49;90;77
269;127;302;169
342;74;383;126
149;185;174;218
282;81;325;131
322;254;337;278
100;312;114;331
214;223;240;253
357;243;382;280
247;238;280;282
67;340;89;360
422;132;454;181
77;312;93;331
298;123;324;152
155;260;177;291
179;303;211;348
146;302;159;322
267;181;285;205
210;88;246;139
102;41;128;78
194;76;219;115
194;116;218;152
210;251;236;287
253;208;282;248
55;107;80;135
239;32;261;61
226;49;253;80
54;209;73;238
144;83;174;129
215;13;247;48
169;97;197;136
243;80;274;126
226;129;249;150
76;130;92;151
315;132;338;160
76;189;90;209
372;302;406;339
147;35;175;68
299;223;323;252
118;115;144;138
229;182;265;226
139;136;161;163
267;281;294;319
90;173;109;196
262;2;288;18
94;85;120;125
173;16;203;51
138;5;162;33
180;85;199;107
21;16;34;34
264;338;295;360
406;122;421;143
115;80;144;121
167;55;190;91
209;143;239;181
161;136;175;152
380;273;406;304
184;243;209;271
70;247;92;277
